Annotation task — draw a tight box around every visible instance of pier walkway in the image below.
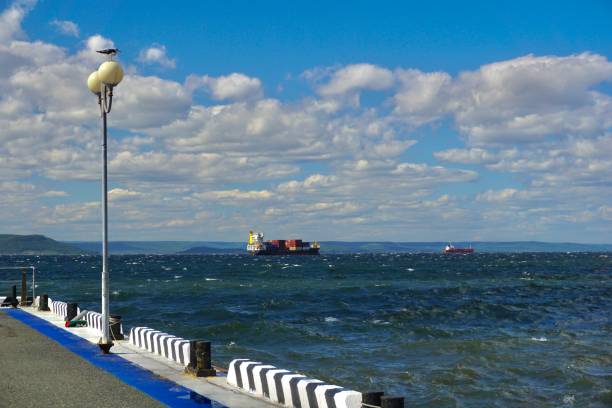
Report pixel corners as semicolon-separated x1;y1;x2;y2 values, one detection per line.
0;310;164;408
0;308;275;408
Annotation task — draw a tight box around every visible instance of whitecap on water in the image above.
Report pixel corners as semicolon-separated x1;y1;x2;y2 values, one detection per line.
373;319;391;325
174;275;183;279
325;317;339;322
406;268;415;271
205;277;219;281
530;336;548;342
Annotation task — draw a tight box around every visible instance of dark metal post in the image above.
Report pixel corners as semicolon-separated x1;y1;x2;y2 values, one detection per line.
39;294;50;311
109;314;124;340
10;285;18;307
381;396;404;408
66;303;78;321
20;269;27;306
185;340;216;377
362;391;385;407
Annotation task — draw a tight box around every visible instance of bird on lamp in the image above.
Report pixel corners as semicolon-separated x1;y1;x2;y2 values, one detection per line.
96;48;120;59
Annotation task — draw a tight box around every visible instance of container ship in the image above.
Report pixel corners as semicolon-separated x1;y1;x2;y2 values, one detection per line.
443;243;474;254
247;231;320;255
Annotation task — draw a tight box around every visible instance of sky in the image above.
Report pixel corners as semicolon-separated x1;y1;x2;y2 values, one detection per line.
1;0;611;243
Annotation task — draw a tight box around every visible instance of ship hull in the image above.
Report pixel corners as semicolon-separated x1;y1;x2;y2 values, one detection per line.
444;248;474;254
250;248;320;256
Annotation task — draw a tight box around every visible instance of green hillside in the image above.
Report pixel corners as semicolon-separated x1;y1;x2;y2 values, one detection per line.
0;234;86;255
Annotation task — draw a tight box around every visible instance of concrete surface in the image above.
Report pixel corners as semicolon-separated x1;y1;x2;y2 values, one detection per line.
0;310;165;408
3;306;277;408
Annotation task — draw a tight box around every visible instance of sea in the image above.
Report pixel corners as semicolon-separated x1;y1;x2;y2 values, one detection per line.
1;252;611;407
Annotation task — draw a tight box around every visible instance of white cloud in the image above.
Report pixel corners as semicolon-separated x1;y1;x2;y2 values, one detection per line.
0;0;36;42
39;202;99;225
195;189;274;201
476;188;538;203
394;69;451;125
40;190;68;197
108;188;143;201
434;148;518;164
138;44;176;69
50;19;79;37
317;64;394;98
394;53;612;144
76;34;115;64
187;73;263;101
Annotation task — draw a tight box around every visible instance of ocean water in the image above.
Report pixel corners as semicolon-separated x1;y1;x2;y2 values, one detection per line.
1;253;611;407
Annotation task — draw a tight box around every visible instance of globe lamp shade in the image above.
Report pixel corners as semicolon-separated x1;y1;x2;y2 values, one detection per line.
97;61;124;86
87;71;102;94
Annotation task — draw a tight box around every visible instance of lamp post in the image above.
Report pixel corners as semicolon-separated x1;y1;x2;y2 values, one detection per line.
87;50;123;354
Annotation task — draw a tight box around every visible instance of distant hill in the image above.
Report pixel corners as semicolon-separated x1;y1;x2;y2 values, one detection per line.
178;246;243;254
319;241;612;253
69;241;243;255
65;240;612;255
0;234;87;255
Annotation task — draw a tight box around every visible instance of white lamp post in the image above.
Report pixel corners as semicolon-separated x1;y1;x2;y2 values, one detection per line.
87;50;123;353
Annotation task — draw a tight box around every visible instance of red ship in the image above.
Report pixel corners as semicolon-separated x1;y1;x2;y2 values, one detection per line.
443;243;474;254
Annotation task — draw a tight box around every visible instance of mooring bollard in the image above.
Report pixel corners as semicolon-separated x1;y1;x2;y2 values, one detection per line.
109;314;124;340
185;340;216;377
362;391;385;407
20;270;27;306
66;303;78;321
10;285;18;308
381;396;404;408
38;294;50;311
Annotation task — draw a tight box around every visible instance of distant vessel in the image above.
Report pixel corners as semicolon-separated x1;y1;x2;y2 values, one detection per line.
443;243;474;254
247;231;320;255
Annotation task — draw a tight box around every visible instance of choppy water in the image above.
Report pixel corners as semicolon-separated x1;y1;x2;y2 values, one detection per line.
1;253;611;407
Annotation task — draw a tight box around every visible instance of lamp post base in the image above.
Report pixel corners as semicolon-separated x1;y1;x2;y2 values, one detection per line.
98;340;114;354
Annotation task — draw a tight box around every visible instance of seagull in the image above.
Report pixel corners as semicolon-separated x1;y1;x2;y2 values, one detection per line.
96;48;120;56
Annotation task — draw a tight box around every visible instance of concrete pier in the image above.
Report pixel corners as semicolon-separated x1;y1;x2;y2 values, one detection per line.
0;307;275;408
0;311;164;408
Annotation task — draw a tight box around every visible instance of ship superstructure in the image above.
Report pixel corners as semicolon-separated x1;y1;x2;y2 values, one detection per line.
247;231;320;255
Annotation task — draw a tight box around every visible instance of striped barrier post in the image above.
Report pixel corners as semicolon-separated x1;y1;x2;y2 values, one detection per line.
227;359;362;408
49;298;68;319
81;311;124;338
128;326;191;366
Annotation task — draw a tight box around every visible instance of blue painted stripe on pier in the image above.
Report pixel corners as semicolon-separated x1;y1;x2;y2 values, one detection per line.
6;309;226;408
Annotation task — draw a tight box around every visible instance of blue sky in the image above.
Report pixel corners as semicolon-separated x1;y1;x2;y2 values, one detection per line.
1;0;611;242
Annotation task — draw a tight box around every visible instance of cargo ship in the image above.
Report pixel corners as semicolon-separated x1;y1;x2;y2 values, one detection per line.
443;243;474;254
247;231;320;255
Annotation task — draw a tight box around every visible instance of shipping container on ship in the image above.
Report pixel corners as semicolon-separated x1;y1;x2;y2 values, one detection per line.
246;231;320;255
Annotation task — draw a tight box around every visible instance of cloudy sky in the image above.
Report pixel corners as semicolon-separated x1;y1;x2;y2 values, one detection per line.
1;0;611;243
